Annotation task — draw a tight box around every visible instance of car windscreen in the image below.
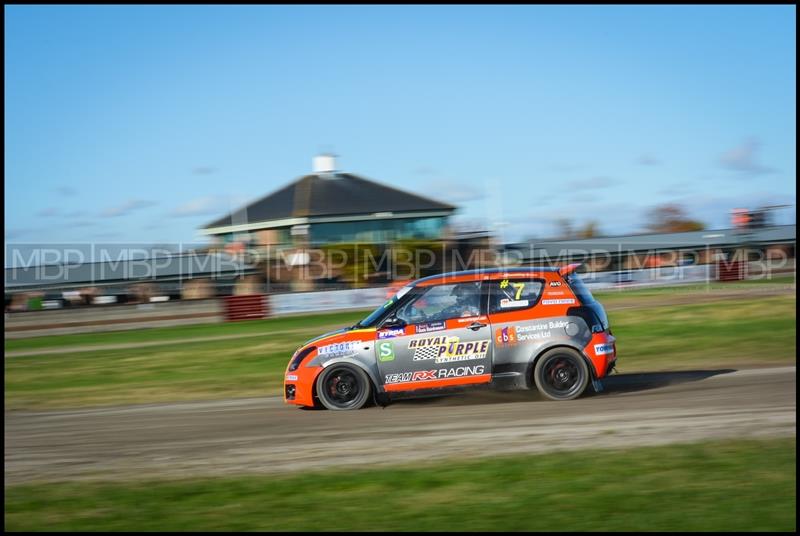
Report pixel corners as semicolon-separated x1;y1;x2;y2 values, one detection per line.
356;285;414;327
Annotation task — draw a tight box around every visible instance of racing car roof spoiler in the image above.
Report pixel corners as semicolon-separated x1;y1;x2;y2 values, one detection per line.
558;263;582;276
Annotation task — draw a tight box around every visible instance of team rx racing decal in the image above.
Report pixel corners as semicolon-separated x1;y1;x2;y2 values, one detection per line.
541;298;576;305
594;343;614;355
415;321;447;334
384;365;486;384
377;328;405;339
408;336;490;363
317;340;362;358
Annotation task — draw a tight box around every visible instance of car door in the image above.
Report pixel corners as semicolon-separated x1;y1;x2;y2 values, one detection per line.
486;276;548;378
375;280;493;393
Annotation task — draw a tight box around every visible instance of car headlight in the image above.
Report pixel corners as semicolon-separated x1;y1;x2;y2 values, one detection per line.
288;346;316;372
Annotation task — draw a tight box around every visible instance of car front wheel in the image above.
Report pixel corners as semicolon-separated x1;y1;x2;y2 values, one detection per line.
533;348;590;401
315;364;372;410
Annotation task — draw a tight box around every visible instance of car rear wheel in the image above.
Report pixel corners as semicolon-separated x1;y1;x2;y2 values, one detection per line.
533;348;590;401
316;364;372;410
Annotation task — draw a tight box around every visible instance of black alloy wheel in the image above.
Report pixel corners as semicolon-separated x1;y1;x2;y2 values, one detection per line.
533;348;590;401
316;364;372;410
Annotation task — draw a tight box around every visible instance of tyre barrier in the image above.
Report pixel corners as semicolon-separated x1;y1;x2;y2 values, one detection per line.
716;260;747;281
223;294;269;321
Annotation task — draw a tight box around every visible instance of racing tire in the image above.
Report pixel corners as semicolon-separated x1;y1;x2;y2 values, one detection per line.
315;364;372;411
533;348;590;401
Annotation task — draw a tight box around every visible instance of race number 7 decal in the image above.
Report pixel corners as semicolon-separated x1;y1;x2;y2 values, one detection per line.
500;279;526;300
511;283;525;300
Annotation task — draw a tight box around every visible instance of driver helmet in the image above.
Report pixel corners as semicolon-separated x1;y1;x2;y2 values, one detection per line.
451;282;478;301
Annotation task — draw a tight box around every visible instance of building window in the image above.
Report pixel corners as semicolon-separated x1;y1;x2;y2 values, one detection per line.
309;217;446;244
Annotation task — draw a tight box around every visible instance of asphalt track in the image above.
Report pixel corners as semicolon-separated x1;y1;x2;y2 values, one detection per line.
5;365;795;484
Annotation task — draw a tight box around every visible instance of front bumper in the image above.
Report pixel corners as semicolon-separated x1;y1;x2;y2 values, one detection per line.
284;364;322;408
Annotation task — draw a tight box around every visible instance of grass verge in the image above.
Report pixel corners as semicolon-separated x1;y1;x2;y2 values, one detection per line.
4;310;371;352
4;438;795;531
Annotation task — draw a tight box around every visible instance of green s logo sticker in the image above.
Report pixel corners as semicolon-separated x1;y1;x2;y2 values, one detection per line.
378;341;395;362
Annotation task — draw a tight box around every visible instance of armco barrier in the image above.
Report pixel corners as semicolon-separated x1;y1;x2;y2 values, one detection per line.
269;286;389;317
582;264;714;289
4;299;223;338
224;294;268;321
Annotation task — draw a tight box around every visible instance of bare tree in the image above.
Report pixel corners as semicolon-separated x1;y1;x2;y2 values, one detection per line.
645;204;705;233
555;218;575;239
578;220;602;238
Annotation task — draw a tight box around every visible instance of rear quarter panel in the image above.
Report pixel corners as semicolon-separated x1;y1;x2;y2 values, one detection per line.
489;273;597;385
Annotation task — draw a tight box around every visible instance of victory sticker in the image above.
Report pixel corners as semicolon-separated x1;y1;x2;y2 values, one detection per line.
318;340;362;358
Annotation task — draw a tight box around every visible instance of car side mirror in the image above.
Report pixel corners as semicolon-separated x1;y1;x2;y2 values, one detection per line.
382;315;406;329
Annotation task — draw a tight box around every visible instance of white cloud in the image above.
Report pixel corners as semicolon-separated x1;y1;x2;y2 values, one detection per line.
65;220;96;228
101;199;157;217
91;231;121;239
5;227;38;240
565;177;620;190
56;186;77;196
568;193;595;203
192;166;218;175
36;207;60;217
506;202;636;240
413;165;437;176
637;154;660;166
548;163;585;173
169;195;249;218
427;179;483;202
656;182;694;196
719;138;775;175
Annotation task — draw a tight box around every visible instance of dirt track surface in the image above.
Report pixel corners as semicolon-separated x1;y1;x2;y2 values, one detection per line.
5;366;795;484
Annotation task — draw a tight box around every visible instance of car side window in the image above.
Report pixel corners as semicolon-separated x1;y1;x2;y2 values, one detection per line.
395;282;482;324
488;278;544;314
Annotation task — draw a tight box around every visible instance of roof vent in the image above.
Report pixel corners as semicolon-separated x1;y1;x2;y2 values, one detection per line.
313;154;338;177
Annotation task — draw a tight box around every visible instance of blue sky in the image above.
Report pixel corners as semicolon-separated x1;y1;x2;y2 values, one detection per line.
4;5;796;246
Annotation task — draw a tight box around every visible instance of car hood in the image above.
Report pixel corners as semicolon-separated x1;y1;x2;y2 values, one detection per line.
300;326;353;349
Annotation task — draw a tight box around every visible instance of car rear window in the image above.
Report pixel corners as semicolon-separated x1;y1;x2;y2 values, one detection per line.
564;272;595;304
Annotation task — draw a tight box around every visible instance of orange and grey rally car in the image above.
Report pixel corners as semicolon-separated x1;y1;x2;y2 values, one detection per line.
284;264;616;410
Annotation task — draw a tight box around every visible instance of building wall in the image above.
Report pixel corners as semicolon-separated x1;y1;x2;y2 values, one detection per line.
233;274;264;295
181;278;215;299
